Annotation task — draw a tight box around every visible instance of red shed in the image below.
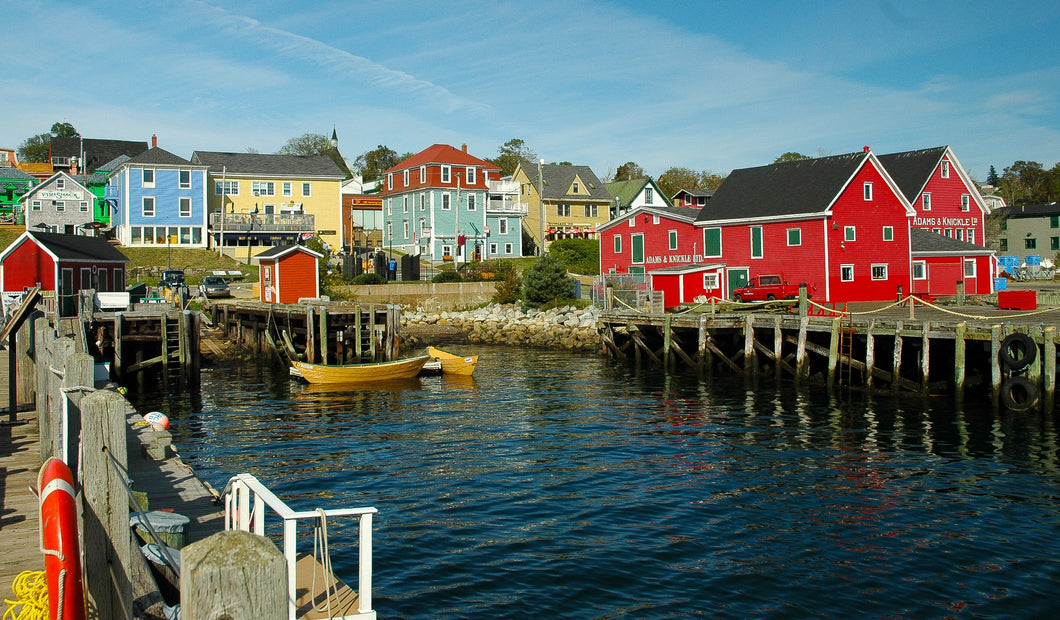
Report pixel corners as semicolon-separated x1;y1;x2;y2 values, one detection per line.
909;228;996;297
0;231;128;316
649;262;727;308
598;206;703;278
254;244;323;304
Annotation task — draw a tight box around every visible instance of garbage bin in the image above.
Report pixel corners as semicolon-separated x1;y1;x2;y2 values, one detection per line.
131;511;190;549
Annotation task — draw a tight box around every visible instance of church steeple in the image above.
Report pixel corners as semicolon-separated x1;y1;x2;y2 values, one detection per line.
331;127;338;148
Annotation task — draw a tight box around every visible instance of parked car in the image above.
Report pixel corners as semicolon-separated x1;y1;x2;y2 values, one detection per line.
199;275;231;298
160;269;185;288
731;275;801;302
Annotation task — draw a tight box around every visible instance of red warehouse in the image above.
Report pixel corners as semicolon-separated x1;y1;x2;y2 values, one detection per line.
0;231;128;316
254;244;323;304
909;228;996;297
598;206;703;278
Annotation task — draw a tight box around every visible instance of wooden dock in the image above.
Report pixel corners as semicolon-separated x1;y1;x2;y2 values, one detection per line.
0;366;43;601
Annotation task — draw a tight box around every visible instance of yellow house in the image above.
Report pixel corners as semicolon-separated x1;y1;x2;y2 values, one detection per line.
191;151;345;257
511;161;613;254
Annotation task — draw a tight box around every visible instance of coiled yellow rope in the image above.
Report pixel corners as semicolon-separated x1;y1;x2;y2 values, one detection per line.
3;570;49;620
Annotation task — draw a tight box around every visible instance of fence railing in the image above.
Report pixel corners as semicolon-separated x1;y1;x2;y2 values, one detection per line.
223;473;378;619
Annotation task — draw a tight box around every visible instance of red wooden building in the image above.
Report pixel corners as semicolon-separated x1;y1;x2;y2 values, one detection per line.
598;206;703;278
0;231;128;316
254;244;323;304
910;228;995;297
649;263;727;308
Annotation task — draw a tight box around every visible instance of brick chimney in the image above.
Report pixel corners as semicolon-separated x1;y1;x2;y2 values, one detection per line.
152;134;158;148
462;143;467;153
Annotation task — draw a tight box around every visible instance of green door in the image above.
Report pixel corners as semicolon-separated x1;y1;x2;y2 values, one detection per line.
631;233;644;264
727;267;749;298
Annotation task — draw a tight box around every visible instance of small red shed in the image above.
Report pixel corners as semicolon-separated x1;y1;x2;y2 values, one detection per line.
649;263;727;308
0;231;128;316
254;244;323;304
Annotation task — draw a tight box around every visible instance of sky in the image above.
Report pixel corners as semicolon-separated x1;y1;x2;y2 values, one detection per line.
4;0;1058;182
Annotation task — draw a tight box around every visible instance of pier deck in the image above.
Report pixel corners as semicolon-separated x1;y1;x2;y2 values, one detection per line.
0;355;42;600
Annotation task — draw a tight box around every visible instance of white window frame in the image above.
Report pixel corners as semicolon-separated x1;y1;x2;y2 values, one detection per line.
420;166;426;183
499;218;508;235
283;182;292;197
79;201;89;213
504;242;513;254
387;173;393;190
252;181;275;197
644;188;654;205
668;229;678;250
750;226;763;259
54;200;65;212
863;182;873;201
215;180;239;195
964;259;976;278
467;194;476;211
403;195;409;213
844;226;856;242
302;182;311;197
403;219;410;239
787;228;801;246
628;217;635;227
179;169;191;189
704;273;718;290
465;167;476;185
871;263;888;280
922;193;931;210
31;200;41;211
585;204;598;218
968;229;975;244
179;197;192;217
142;168;155;188
613;235;622;253
912;261;927;280
960;194;970;211
403;170;410;187
941;161;950;178
883;226;893;241
142;196;155;217
840;264;854;282
56;178;65;189
441;166;451;183
441;193;451;210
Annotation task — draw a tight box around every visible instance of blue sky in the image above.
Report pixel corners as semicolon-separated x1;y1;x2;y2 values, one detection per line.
4;0;1058;181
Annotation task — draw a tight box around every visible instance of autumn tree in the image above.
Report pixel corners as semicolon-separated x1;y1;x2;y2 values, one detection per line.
490;138;538;176
656;167;701;198
277;133;333;156
352;145;402;182
614;161;645;182
774;152;810;163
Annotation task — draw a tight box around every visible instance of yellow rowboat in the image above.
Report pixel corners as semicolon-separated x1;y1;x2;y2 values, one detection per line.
292;355;430;384
426;346;478;376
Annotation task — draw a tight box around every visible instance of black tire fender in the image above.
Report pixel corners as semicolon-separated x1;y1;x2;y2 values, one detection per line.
1001;376;1039;412
999;333;1037;371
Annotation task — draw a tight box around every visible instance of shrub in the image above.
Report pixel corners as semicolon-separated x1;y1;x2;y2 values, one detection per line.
548;238;600;275
491;260;522;304
522;254;575;306
352;273;387;285
432;269;463;283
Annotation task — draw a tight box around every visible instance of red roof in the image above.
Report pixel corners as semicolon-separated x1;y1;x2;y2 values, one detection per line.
386;144;500;174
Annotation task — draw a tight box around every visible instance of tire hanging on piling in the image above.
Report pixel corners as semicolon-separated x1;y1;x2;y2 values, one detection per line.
999;333;1037;372
1001;376;1040;412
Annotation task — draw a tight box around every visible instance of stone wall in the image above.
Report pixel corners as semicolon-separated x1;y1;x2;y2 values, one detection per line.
402;303;603;352
332;282;497;311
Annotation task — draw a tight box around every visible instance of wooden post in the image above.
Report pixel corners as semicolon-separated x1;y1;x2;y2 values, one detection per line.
355;306;364;361
1027;326;1042;386
827;317;840;389
181;530;287;620
80;390;133;620
773;316;783;380
956;280;965;305
990;324;1002;404
798;284;808;318
865;319;876;388
743;314;755;374
320;306;329;366
191;311;201;384
954;322;967;402
305;305;316;364
1044;326;1056;413
697;313;708;368
36;319;53;435
16;316;39;410
369;306;377;360
892;321;903;390
161;314;169;374
113;312;123;378
796;316;810;381
922;321;932;393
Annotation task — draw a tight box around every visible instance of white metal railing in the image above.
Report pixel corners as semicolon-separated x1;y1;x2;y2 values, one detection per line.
223;473;378;619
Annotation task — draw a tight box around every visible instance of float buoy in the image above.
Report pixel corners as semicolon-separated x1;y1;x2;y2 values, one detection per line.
1001;376;1039;412
144;411;170;431
999;333;1037;372
38;458;86;620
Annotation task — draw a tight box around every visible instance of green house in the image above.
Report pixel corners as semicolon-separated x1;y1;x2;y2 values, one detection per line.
0;167;38;224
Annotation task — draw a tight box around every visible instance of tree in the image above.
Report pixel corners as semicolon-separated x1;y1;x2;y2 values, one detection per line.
50;122;79;138
490;138;538;177
18;133;51;163
548;238;599;275
490;260;522;304
352;145;401;182
774;152;810;163
986;165;1000;186
277;133;333;157
522;253;575;306
614;162;645;182
997;160;1051;205
701;171;726;191
656;167;701;199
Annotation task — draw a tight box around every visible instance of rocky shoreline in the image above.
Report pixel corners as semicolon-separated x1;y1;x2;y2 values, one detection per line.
401;303;603;352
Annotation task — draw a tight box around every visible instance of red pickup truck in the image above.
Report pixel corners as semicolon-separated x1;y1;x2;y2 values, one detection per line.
732;275;801;302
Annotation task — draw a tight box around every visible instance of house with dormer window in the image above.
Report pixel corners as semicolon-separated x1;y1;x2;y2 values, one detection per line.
380;144;524;263
512;162;611;253
605;176;671;219
108;147;209;248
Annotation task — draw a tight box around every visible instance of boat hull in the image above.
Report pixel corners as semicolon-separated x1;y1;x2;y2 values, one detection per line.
427;346;478;376
293;355;430;384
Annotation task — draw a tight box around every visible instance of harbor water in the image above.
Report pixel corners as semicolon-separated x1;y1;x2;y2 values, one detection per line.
131;345;1060;618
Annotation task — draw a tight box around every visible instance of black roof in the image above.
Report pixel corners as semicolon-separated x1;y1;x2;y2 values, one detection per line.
909;227;993;255
695;151;869;224
191;151;345;178
255;244;323;260
876;146;948;202
50;137;150;174
27;231;129;262
992;202;1060;218
126;147;192;166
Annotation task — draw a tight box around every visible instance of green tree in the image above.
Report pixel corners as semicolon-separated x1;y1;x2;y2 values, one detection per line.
277;133;333;156
998;160;1051;205
490;260;522;304
700;171;726;191
522;253;575;306
656;166;700;199
50;122;79;138
774;152;810;163
548;238;599;275
986;165;1000;186
17;133;50;163
614;161;644;182
353;145;401;182
490;138;537;177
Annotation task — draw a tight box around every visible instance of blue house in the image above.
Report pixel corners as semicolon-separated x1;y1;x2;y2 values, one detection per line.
108;147;209;248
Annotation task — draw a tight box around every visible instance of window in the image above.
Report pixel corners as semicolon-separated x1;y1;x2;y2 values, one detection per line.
441;166;451;183
215;180;239;195
441;193;451;210
863;182;873;200
844;226;856;242
179;170;191;189
403;170;410;187
871;264;888;280
387;174;393;190
614;235;622;253
628;217;635;227
840;264;854;282
499;219;508;235
1000;220;1008;230
1051;237;1059;251
572;181;580;193
941;161;950;178
999;239;1008;251
1051;216;1059;229
56;178;65;189
960;194;970;211
79;201;89;212
585;204;597;218
504;243;513;254
653;215;660;225
467;194;476;211
704;227;722;257
944;229;953;238
964;259;976;278
403;196;409;213
466;167;476;185
142;168;155;188
1025;238;1037;249
420;166;426;183
490;243;498;254
750;226;763;259
31;200;41;211
883;226;893;241
252;181;275;196
912;261;927;280
403;220;410;239
968;229;975;244
386;197;392;215
302;182;311;197
787;228;801;246
179;197;192;217
142;196;155;217
668;230;678;250
283;182;292;197
54;201;65;212
697;196;707;206
957;229;965;241
420;192;426;211
704;273;718;289
922;193;932;210
558;204;571;217
644;188;654;204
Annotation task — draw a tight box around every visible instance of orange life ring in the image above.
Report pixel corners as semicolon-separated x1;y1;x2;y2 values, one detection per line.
38;457;86;620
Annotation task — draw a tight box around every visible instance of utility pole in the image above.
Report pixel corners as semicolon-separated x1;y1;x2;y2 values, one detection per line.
218;166;226;258
537;159;545;255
